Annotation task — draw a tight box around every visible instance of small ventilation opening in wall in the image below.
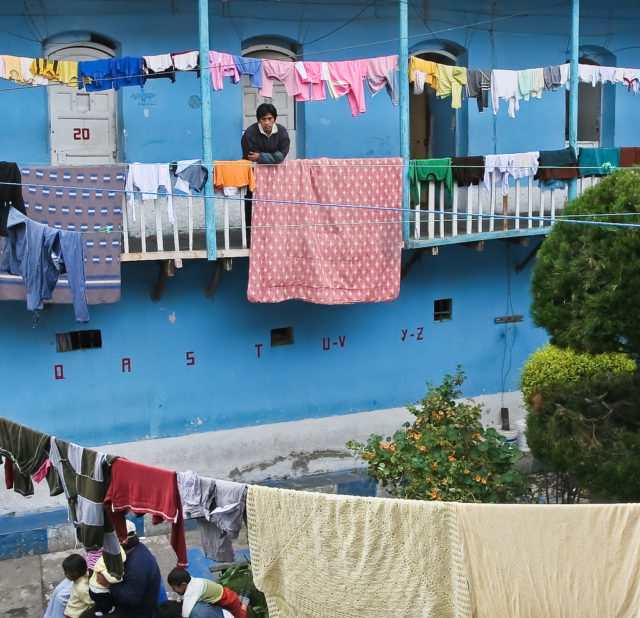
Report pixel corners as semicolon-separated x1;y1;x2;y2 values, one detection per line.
56;330;102;352
434;298;452;322
271;326;294;347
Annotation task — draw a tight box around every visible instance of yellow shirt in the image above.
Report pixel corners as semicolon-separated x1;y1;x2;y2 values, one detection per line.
3;55;25;83
408;56;438;90
435;64;467;109
65;575;92;618
57;60;80;87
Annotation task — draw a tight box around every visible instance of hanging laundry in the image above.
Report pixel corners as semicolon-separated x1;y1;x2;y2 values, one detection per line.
0;161;26;236
49;438;123;579
0;417;61;497
409;158;453;203
247;485;472;618
491;69;520;117
247;158;403;304
535;147;579;184
295;61;326;102
78;57;144;91
465;69;491;112
209;51;240;91
178;470;232;563
0;55;5;79
103;458;188;568
325;59;369;116
598;66;617;84
174;160;209;194
457;503;640;618
143;54;176;83
206;479;247;562
578;64;599;87
620;147;640;168
483;152;539;197
2;55;39;85
543;63;570;90
451;156;485;187
171;51;200;76
366;55;399;105
1;207;90;322
214;160;255;195
259;59;305;98
578;147;620;176
30;58;58;81
232;55;263;88
518;68;544;101
409;56;438;94
436;64;467;109
125;162;174;224
58;60;80;87
1;165;124;307
623;68;640;93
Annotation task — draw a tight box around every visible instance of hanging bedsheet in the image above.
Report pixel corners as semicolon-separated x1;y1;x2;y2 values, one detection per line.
247;157;403;304
0;165;124;307
247;485;472;618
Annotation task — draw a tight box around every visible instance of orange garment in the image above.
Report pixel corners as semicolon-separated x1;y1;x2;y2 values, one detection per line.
408;56;438;90
214;160;255;191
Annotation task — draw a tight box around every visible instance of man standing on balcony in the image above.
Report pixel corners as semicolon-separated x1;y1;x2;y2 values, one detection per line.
241;103;290;165
241;103;290;245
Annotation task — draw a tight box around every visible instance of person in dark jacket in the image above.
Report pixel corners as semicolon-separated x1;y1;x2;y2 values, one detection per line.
96;521;163;618
240;103;290;245
241;103;290;165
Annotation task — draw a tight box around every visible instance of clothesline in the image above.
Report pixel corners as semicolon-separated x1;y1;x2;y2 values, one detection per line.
2;49;639;118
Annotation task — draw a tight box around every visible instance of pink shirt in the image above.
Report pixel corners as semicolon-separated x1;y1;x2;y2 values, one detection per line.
259;59;304;98
209;51;240;91
296;61;326;101
326;59;368;117
366;55;398;94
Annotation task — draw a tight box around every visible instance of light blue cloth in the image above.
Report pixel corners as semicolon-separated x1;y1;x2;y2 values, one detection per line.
232;56;263;88
44;578;73;618
191;601;225;618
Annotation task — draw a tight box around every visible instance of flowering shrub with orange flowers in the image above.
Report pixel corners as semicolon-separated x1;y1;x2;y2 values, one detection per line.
347;368;529;503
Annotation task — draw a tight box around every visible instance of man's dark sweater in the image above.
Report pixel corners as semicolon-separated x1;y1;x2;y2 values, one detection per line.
110;542;162;618
241;123;290;164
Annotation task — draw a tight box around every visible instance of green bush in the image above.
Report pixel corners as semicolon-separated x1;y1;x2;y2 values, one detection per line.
525;372;640;502
520;343;634;401
348;368;528;503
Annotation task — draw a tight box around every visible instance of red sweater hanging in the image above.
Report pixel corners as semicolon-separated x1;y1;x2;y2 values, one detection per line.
104;458;188;568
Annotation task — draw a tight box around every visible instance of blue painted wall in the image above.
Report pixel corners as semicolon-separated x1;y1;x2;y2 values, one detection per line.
1;1;639;164
0;242;546;446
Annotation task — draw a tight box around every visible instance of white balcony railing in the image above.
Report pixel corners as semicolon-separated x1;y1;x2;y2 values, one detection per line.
119;175;602;261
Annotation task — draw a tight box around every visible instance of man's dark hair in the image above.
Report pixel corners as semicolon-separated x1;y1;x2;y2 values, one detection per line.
256;103;277;120
167;568;191;587
157;600;182;618
62;553;87;578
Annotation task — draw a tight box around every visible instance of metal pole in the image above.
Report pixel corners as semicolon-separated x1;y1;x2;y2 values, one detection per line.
399;0;410;241
199;0;217;259
568;0;579;201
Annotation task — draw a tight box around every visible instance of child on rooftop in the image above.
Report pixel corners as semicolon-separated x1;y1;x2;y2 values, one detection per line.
167;568;248;618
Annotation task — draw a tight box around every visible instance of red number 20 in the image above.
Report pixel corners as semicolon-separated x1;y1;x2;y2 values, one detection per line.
73;128;90;140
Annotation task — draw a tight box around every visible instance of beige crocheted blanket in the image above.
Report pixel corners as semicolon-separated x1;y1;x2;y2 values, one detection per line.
247;485;472;618
457;503;640;618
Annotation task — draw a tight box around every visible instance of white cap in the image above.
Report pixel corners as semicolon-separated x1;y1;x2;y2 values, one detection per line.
126;520;138;536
